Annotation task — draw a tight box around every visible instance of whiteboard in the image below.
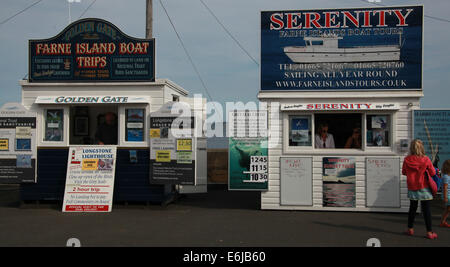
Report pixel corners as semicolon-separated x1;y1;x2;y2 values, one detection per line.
366;158;401;208
280;157;312;206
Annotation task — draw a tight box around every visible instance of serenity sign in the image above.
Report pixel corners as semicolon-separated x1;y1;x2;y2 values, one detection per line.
261;6;423;90
29;18;155;82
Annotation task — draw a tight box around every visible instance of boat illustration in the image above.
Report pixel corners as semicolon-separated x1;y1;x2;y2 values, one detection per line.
284;34;402;63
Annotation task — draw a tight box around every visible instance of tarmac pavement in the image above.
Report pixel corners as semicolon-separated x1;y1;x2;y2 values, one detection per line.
0;184;449;247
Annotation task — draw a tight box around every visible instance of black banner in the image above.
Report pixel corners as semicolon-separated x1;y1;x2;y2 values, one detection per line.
0;159;36;183
0;117;36;128
29;18;155;82
150;160;195;185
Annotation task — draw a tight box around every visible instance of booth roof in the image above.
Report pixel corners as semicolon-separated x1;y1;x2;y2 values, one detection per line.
20;78;189;97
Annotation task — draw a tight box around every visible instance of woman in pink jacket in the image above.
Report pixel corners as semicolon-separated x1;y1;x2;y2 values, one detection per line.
402;139;437;239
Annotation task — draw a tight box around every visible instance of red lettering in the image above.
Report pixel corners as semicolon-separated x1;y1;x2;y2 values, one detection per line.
270;13;284;30
286;13;302;29
324;12;340;28
304;12;321;29
374;10;392;27
342;11;361;28
394;9;413;26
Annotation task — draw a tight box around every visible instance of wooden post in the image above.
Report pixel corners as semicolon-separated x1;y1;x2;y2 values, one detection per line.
146;0;153;38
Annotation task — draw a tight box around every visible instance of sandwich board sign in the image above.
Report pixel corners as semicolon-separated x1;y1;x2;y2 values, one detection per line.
62;146;117;212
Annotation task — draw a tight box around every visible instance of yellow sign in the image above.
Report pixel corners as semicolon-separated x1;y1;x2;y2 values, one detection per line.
177;139;192;151
0;139;9;151
156;150;171;162
150;129;160;138
82;159;98;171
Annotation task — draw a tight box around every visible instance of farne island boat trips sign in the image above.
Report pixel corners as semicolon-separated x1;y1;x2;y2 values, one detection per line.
29;18;155;82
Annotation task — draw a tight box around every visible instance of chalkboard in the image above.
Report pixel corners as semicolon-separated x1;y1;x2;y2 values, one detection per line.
280;157;312;206
366;158;401;208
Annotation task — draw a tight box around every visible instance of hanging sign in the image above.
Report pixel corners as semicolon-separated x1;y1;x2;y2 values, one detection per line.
29;18;155;82
0;103;37;184
62;146;117;212
261;6;423;90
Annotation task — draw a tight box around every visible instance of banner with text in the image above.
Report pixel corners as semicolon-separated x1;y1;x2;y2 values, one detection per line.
29;18;155;82
62;146;117;212
261;6;423;90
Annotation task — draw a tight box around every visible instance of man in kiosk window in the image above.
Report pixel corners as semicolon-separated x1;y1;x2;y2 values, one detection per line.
95;112;118;145
315;122;335;149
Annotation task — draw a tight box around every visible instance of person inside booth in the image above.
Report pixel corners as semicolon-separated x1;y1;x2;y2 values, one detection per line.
344;126;362;149
95;112;118;145
315;122;335;149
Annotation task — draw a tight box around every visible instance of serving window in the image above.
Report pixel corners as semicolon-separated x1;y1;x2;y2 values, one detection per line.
284;112;393;153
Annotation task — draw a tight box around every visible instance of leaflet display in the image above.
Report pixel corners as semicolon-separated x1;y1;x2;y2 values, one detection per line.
149;104;196;185
0;103;37;183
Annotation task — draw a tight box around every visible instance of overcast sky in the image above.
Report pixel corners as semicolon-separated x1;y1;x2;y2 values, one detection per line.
0;0;449;108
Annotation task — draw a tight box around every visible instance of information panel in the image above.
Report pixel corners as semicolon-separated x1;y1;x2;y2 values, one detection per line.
29;18;155;82
261;6;423;91
366;158;400;208
0;103;37;183
62;146;117;212
413;110;450;169
149;113;196;185
280;157;312;206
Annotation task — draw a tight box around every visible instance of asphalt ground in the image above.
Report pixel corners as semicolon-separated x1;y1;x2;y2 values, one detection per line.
0;184;449;247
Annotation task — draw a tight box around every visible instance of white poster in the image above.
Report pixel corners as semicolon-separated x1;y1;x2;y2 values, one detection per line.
280;157;313;206
366;158;400;208
62;146;117;212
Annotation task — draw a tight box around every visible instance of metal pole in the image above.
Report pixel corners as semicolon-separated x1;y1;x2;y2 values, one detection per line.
146;0;153;38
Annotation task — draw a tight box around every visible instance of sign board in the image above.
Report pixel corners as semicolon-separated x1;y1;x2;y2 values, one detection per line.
229;138;268;191
280;157;313;206
35;96;151;104
366;158;400;208
62;146;117;212
323;157;356;207
149;103;196;185
281;103;400;111
413;110;450;169
0;103;37;183
29;18;155;82
261;6;423;91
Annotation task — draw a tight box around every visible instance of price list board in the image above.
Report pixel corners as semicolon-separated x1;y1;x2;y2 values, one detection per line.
228;110;268;191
